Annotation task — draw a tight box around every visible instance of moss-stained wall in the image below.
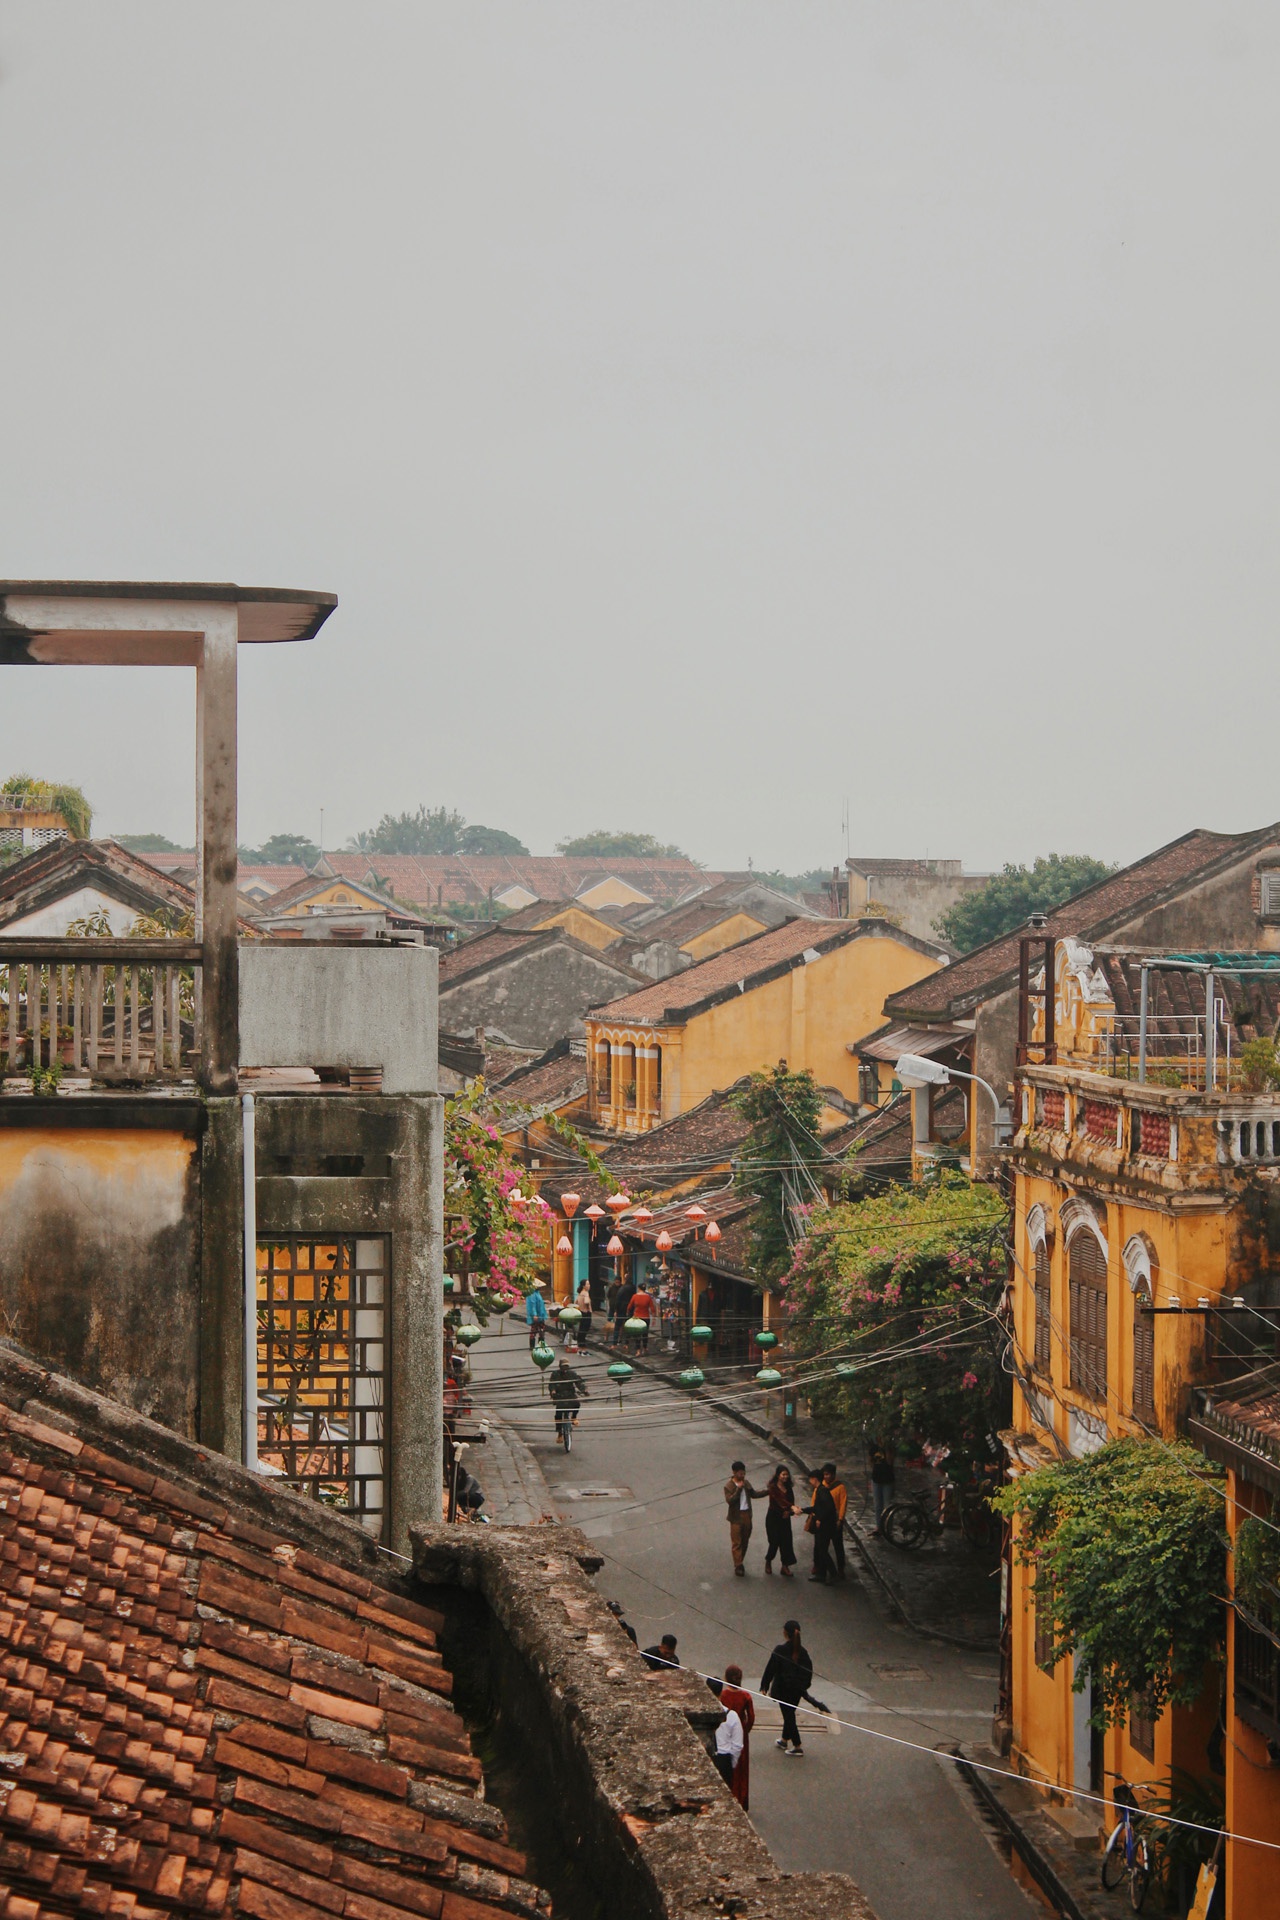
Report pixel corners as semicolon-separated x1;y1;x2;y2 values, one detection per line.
0;1111;201;1433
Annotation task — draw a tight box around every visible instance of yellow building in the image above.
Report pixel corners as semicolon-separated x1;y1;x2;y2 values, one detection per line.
584;916;947;1132
1006;938;1280;1916
494;897;626;954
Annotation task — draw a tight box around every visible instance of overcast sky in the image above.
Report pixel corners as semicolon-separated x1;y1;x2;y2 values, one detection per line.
1;5;1276;873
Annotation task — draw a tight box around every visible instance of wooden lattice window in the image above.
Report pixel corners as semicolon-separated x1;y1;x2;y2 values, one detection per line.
1132;1287;1156;1422
1033;1240;1052;1374
1129;1691;1155;1761
1068;1230;1108;1401
1035;1573;1056;1672
257;1236;387;1538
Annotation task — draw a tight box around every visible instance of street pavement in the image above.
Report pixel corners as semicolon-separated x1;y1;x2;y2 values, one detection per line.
468;1328;1042;1920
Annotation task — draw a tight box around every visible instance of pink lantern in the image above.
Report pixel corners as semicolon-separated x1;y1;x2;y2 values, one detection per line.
704;1220;721;1244
630;1205;653;1224
655;1229;673;1253
556;1235;573;1256
561;1192;581;1218
606;1234;624;1257
606;1191;630;1214
584;1204;606;1222
684;1203;707;1222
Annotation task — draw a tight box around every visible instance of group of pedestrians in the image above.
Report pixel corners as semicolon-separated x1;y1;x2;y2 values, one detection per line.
710;1621;831;1803
724;1458;848;1583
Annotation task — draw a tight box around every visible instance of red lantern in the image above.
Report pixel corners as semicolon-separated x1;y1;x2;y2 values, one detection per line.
561;1192;581;1217
704;1220;721;1244
584;1204;606;1222
606;1234;624;1256
684;1203;707;1222
629;1204;653;1224
655;1229;673;1253
606;1191;630;1214
556;1235;573;1256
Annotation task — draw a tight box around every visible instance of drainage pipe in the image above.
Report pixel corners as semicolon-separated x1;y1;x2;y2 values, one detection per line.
241;1092;258;1471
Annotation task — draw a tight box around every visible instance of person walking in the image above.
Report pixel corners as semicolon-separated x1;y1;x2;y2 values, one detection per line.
868;1437;896;1535
575;1280;594;1345
713;1700;745;1790
823;1464;848;1579
627;1276;655;1353
524;1280;549;1350
723;1461;767;1576
763;1465;799;1577
760;1620;828;1756
717;1664;755;1807
606;1276;622;1347
805;1467;839;1584
612;1274;637;1347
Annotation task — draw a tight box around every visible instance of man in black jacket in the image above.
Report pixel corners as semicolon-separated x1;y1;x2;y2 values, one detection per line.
806;1468;839;1583
760;1619;827;1755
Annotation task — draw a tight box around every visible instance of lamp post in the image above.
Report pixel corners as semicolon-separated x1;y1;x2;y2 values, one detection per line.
894;1052;1012;1148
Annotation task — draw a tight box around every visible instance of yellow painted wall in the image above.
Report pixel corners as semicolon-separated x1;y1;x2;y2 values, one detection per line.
277;880;382;915
1010;1164;1229;1808
1224;1474;1280;1919
680;912;766;962
575;877;652;909
667;931;942;1116
532;904;622;952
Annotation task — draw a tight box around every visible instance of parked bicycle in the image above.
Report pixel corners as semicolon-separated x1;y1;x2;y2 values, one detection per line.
1101;1780;1152;1913
881;1478;994;1550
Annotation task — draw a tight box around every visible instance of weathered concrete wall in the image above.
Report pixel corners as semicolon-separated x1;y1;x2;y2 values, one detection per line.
239;941;438;1093
440;943;641;1049
411;1523;874;1920
848;870;988;945
254;1093;444;1555
0;1104;203;1434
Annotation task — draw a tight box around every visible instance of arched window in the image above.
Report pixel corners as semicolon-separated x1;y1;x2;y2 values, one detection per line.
1027;1205;1052;1375
1066;1213;1109;1401
1123;1236;1158;1423
595;1039;612;1105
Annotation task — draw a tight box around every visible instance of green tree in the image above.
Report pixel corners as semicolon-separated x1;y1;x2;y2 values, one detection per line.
731;1065;827;1288
994;1439;1226;1728
115;833;191;854
350;807;466;854
1;774;92;840
936;854;1116;952
555;829;691;860
781;1175;1009;1466
239;833;320;867
458;824;529;855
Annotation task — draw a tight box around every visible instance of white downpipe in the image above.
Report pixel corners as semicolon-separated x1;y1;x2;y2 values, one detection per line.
242;1092;258;1471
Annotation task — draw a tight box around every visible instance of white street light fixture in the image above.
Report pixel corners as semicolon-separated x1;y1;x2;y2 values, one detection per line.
894;1053;1012;1147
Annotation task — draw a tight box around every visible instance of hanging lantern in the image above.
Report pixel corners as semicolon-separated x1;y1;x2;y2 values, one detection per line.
755;1367;783;1389
684;1203;707;1222
690;1323;713;1345
561;1192;581;1218
629;1204;653;1224
678;1366;704;1390
606;1191;630;1214
835;1362;856;1380
655;1229;673;1253
606;1234;624;1257
584;1204;606;1223
556;1234;573;1257
455;1324;482;1349
606;1359;633;1408
754;1330;778;1351
443;1276;457;1295
558;1305;582;1335
509;1188;526;1205
530;1341;556;1390
624;1316;646;1337
703;1220;721;1245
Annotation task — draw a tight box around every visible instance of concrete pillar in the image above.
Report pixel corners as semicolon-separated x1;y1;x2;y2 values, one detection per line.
199;1097;246;1460
388;1094;445;1555
196;611;240;1094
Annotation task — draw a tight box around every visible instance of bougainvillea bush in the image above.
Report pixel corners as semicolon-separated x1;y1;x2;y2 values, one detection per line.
444;1081;549;1321
780;1173;1009;1469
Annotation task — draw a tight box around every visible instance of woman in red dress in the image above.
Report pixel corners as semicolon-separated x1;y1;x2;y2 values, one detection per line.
718;1664;755;1809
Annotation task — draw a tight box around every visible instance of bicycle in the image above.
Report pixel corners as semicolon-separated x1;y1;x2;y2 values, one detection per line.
881;1479;994;1550
1101;1781;1152;1913
554;1406;575;1452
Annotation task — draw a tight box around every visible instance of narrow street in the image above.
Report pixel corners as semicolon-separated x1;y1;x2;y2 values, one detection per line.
468;1332;1044;1920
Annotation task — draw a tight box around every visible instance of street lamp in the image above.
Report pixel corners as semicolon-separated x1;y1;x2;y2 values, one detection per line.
894;1052;1012;1147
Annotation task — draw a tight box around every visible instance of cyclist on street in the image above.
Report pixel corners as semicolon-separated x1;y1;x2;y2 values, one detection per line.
549;1357;589;1450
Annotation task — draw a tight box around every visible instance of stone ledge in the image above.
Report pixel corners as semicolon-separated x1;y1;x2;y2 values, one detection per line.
410;1521;875;1920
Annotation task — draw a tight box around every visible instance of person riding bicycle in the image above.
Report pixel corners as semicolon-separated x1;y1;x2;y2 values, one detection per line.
549;1358;589;1446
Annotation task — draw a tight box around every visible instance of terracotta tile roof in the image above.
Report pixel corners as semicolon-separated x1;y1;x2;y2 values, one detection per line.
491;1051;588;1116
0;1353;546;1920
884;827;1275;1022
589;918;863;1026
623;901;764;949
1094;950;1280;1038
318;856;716;912
820;1085;966;1166
437;929;546;985
0;840;198;930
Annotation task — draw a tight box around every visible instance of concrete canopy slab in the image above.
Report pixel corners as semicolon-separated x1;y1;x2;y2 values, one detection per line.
0;580;336;663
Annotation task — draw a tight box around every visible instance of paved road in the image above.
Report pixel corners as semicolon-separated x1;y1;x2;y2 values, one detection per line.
469;1331;1040;1920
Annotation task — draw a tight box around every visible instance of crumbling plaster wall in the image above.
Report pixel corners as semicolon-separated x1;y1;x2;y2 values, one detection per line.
0;1106;202;1434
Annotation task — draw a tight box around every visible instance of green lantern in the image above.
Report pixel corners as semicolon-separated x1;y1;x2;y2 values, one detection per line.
558;1305;582;1327
678;1367;704;1390
835;1362;856;1379
607;1359;633;1409
455;1324;482;1349
690;1324;713;1344
530;1341;556;1392
443;1276;457;1295
754;1330;778;1351
624;1316;646;1339
755;1367;782;1389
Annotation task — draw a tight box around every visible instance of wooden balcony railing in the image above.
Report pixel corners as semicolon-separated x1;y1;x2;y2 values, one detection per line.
0;938;203;1082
